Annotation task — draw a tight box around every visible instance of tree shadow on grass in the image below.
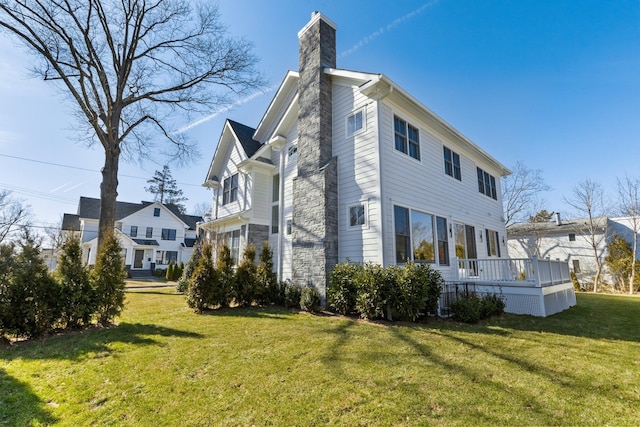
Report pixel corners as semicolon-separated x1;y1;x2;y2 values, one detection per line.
0;368;58;426
0;323;204;362
196;305;299;321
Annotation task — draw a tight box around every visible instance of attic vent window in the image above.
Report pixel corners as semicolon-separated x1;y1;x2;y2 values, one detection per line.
569;233;576;241
154;208;160;217
346;108;365;136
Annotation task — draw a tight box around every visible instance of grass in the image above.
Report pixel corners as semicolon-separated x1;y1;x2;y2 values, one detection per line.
1;291;639;426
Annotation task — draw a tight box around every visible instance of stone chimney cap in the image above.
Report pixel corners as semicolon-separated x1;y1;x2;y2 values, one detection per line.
298;11;337;38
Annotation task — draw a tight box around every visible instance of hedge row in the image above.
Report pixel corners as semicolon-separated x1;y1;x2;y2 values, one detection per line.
0;232;126;339
327;260;444;321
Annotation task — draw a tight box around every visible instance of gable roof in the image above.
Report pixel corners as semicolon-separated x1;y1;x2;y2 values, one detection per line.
228;119;262;158
74;197;202;229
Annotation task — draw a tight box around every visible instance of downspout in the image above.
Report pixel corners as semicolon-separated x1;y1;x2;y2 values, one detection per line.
278;148;286;282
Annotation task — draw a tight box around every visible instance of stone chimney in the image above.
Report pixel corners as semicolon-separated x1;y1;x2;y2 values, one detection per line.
292;12;338;300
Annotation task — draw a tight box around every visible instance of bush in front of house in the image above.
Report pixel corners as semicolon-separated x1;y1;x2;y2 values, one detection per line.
0;234;60;338
54;233;94;328
177;246;201;292
256;242;278;305
328;260;361;315
233;244;257;307
450;292;505;323
300;286;321;312
215;244;234;308
186;243;216;312
327;261;444;321
91;232;127;325
284;282;302;309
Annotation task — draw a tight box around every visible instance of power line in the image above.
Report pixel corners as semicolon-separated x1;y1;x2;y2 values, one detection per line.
0;153;203;187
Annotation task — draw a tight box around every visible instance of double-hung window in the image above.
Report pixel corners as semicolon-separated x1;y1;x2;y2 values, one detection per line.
222;173;239;205
443;146;461;180
476;167;497;200
161;228;176;241
146;227;153;238
130;225;138;237
394;116;420;160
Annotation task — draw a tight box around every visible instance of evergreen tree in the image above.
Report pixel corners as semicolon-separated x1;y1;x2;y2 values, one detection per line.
54;233;93;327
186;243;216;312
145;165;188;213
256;242;277;304
216;244;234;308
177;246;201;293
91;232;127;325
604;234;639;291
234;244;257;307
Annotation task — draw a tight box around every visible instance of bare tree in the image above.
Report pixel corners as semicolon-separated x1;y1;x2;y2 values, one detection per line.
0;189;31;244
0;0;263;247
617;176;640;295
564;179;609;293
502;162;551;227
192;201;212;222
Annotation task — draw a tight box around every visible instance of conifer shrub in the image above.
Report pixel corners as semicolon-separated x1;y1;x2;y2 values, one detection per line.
177;246;201;292
177;262;185;280
256;242;277;305
165;262;174;281
91;232;127;325
54;233;93;328
186;243;216;312
570;270;581;292
300;286;321;312
0;233;60;338
216;244;234;308
234;244;257;307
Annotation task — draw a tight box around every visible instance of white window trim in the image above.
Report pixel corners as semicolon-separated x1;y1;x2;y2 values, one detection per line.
347;201;368;230
346;107;366;137
392;113;421;163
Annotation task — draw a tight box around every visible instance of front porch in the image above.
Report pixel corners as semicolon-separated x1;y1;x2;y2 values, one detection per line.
442;257;577;317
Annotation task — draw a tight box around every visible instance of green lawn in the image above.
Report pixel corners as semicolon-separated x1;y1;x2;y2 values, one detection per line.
1;291;639;426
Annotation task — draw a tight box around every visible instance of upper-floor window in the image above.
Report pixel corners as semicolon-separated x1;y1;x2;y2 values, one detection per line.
443;146;461;180
146;227;153;238
477;167;497;200
161;228;177;241
569;233;576;241
154;208;160;217
222;173;239;205
346;108;365;136
130;225;138;237
394;116;420;160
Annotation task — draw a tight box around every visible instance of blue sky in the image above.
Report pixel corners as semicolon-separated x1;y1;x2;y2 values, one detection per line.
0;0;638;231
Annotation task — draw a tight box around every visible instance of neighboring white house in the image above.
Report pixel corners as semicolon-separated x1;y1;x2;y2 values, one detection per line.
199;12;575;316
62;197;201;274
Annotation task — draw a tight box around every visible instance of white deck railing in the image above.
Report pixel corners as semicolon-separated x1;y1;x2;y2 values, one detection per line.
454;257;571;287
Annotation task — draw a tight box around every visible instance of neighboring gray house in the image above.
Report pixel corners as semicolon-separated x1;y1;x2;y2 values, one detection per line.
62;197;201;273
200;12;575;316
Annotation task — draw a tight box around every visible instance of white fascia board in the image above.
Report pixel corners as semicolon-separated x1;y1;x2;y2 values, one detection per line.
254;71;299;142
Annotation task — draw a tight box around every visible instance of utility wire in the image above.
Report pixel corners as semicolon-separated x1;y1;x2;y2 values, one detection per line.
0;153;203;187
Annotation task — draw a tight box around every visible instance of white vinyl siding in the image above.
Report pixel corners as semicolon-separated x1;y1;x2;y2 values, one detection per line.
333;82;382;264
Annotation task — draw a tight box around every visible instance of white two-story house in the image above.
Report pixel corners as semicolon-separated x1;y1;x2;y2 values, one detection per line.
201;12;510;292
62;197;201;274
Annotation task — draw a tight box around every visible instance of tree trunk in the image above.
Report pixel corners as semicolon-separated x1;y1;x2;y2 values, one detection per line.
592;244;601;293
631;233;637;295
98;145;120;249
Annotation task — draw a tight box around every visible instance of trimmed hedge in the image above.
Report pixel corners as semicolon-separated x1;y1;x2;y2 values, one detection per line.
327;260;444;321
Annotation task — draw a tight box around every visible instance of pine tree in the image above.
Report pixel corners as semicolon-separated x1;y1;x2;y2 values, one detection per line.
145;165;188;213
256;241;277;304
216;244;234;308
234;244;257;307
177;247;201;292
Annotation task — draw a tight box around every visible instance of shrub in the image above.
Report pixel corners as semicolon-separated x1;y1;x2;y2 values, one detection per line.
284;282;302;309
54;233;93;328
186;243;216;312
234;244;257;307
91;232;127;325
451;293;505;323
391;261;432;321
0;233;60;338
328;260;361;315
450;293;482;323
215;244;234;308
177;247;201;292
153;268;166;278
570;271;581;292
165;262;174;281
355;263;392;320
256;242;277;305
300;286;321;312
